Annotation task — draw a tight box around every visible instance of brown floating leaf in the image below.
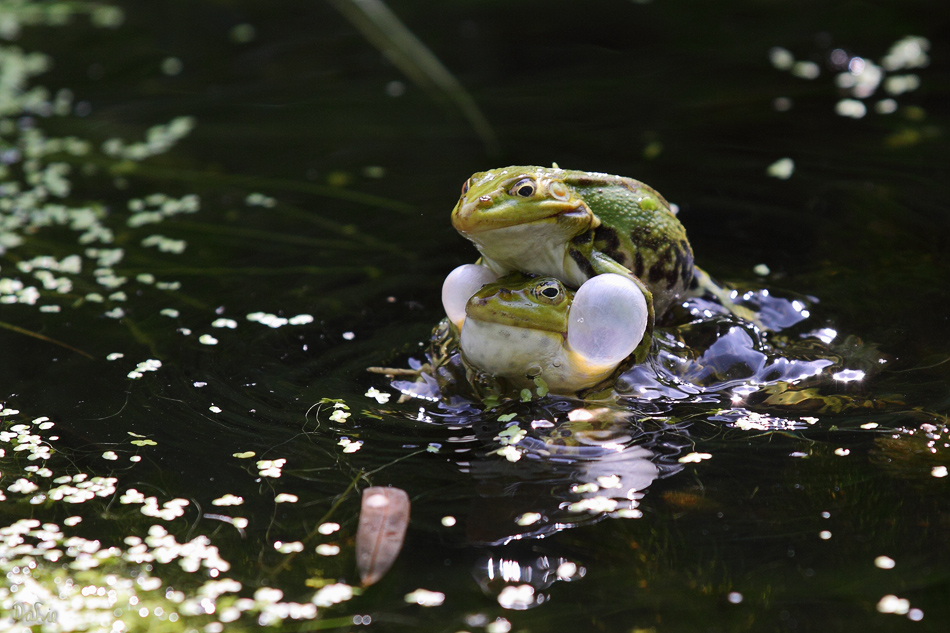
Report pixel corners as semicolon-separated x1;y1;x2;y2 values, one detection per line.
356;486;410;586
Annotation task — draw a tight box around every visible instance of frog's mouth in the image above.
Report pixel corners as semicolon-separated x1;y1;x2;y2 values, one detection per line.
452;198;591;234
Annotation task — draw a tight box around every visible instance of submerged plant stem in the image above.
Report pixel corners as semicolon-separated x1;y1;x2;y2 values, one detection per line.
0;320;93;359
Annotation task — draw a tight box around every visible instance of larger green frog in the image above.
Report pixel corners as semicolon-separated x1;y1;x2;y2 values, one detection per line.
451;165;696;317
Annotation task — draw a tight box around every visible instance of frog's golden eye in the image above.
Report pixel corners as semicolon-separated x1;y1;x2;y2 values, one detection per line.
535;281;562;301
461;179;471;196
509;178;537;198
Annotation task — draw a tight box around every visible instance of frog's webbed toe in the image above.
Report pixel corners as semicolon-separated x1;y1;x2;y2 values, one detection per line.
568;273;648;368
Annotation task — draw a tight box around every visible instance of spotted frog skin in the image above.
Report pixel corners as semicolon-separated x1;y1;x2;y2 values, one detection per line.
451;165;695;317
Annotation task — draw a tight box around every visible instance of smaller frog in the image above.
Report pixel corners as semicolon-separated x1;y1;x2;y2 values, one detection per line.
441;265;649;394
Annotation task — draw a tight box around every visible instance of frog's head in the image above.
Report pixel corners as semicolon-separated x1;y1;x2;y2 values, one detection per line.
464;273;573;334
451;166;598;239
442;267;648;393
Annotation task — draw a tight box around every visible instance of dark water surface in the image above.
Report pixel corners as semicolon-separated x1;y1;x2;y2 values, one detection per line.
1;1;948;631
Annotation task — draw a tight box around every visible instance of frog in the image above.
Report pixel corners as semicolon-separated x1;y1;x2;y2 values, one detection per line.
441;265;649;395
451;165;742;322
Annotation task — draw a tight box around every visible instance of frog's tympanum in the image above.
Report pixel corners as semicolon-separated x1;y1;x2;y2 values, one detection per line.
452;165;694;318
441;265;648;394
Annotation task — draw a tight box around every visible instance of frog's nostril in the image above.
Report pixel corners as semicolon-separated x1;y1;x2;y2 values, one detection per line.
477;195;492;207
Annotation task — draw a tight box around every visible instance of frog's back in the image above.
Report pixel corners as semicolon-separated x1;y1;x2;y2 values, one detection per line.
562;171;694;315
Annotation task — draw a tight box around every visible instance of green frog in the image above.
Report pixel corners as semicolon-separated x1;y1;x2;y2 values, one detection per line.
451;165;697;318
441;266;649;394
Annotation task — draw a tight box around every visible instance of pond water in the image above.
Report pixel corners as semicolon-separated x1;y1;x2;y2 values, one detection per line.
1;1;948;631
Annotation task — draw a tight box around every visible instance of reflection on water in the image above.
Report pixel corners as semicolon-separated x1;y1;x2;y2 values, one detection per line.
1;1;949;631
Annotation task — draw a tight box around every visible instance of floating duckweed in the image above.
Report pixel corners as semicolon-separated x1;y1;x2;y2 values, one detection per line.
364;387;391;403
441;516;456;527
931;466;948;478
232;451;255;458
678;452;712;464
274;540;304;554
317;522;340;535
767;157;794;180
101;116;196;161
142;234;187;254
211;318;237;329
515;512;541;526
102;451;118;460
257;458;286;478
404;588;445;607
288;313;313;325
834;448;851;456
211;494;244;506
209;405;222;413
245;192;277;208
338;438;362;453
497;584;535;609
494;445;522;462
161;57;183;76
315;544;340;556
247;311;289;328
199;334;219;345
875;555;896;569
160;308;180;317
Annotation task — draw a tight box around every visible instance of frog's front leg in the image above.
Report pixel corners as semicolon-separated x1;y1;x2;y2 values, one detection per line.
691;266;765;329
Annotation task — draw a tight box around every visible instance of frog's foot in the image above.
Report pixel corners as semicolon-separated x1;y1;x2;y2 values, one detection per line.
692;267;766;330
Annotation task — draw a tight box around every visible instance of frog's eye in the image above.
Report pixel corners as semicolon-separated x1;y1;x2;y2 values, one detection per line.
567;274;647;368
534;280;563;302
460;178;471;196
509;178;537;198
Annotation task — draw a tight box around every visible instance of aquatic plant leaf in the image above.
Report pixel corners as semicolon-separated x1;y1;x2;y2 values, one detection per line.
328;0;499;156
356;486;410;586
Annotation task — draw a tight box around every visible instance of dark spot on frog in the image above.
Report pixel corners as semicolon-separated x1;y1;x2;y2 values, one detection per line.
594;226;627;267
571;231;593;246
633;251;645;279
569;249;596;278
630;226;664;251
